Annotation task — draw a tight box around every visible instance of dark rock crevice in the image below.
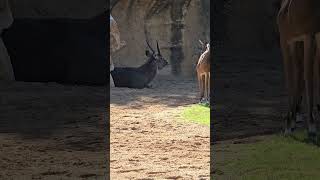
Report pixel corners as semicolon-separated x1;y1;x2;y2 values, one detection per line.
3;12;108;85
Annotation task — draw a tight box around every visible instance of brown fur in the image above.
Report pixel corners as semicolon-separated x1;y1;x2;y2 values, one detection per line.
277;0;320;136
196;43;210;101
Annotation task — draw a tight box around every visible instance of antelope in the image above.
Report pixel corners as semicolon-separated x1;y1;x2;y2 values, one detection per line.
196;40;210;103
277;0;320;140
111;39;168;89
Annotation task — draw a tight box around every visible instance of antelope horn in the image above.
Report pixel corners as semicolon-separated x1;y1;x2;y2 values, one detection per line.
156;40;161;55
146;38;155;53
199;39;204;46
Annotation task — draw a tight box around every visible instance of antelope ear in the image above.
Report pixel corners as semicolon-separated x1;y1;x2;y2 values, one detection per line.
145;50;151;57
199;40;204;46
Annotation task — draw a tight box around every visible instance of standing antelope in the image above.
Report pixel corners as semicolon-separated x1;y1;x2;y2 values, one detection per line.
277;0;320;140
196;40;210;103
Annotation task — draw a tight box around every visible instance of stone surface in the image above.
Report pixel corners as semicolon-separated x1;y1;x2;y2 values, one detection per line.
111;0;210;77
215;0;280;56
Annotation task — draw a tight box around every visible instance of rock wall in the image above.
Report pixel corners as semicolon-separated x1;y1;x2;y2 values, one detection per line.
111;0;210;77
9;0;106;18
217;0;280;57
3;0;211;83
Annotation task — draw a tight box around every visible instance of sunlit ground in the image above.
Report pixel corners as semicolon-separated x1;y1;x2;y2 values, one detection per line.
213;131;320;180
110;77;210;178
181;104;210;126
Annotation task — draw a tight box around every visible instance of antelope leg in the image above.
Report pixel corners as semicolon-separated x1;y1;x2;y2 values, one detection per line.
282;39;294;134
303;34;316;136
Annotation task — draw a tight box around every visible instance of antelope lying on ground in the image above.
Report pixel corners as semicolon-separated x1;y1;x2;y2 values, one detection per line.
196;40;210;103
111;40;168;89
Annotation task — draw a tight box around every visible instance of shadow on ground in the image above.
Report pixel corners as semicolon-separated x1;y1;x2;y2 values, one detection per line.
213;52;287;141
111;75;199;108
0;81;107;151
0;81;108;178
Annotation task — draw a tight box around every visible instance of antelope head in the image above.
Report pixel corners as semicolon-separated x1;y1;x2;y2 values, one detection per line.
145;39;169;70
198;39;210;54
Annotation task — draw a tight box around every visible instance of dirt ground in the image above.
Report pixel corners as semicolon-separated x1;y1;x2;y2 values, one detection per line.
212;52;290;177
213;53;288;141
0;81;107;179
110;75;210;179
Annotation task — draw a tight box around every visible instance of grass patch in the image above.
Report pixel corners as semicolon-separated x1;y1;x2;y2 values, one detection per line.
181;104;210;126
213;132;320;180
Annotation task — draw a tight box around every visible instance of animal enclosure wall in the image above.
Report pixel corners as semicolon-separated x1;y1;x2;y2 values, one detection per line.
9;0;106;18
111;0;210;77
2;0;108;84
215;0;280;57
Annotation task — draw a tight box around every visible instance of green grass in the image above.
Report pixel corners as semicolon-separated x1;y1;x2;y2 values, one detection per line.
181;104;210;126
214;132;320;180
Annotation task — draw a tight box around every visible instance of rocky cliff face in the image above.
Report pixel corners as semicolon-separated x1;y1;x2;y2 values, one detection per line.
111;0;210;77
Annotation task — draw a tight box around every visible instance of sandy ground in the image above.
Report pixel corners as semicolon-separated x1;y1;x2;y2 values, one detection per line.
110;76;210;179
0;81;107;179
212;53;288;141
0;75;210;179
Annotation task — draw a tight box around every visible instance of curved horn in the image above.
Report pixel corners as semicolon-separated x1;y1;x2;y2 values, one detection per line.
156;40;161;55
199;39;204;46
146;38;155;53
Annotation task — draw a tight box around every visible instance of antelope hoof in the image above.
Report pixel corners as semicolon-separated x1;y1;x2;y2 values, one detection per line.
284;128;293;136
290;120;296;132
307;132;318;144
206;97;210;103
146;84;153;89
296;113;304;123
308;123;316;134
198;98;209;106
283;113;293;136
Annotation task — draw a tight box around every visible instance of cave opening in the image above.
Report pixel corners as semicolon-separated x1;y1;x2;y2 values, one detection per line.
2;12;108;86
